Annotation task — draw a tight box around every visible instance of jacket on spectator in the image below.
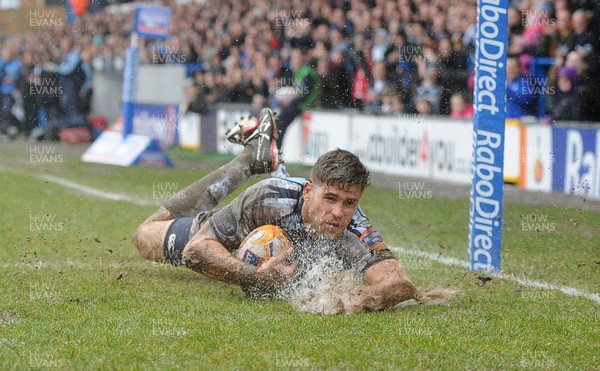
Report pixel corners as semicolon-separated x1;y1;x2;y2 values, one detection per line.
57;49;86;126
319;62;351;109
438;49;469;114
0;58;22;95
294;65;319;110
352;67;368;103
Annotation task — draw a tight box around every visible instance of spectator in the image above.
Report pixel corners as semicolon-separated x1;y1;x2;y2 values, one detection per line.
243;61;269;106
79;48;93;117
571;8;600;119
450;92;474;120
184;76;208;116
328;50;352;108
275;47;318;149
571;9;598;56
316;52;351;109
415;97;433;115
415;47;441;115
0;45;22;139
540;8;576;59
3;0;594;129
508;6;525;40
547;66;591;121
16;50;41;139
437;38;469;115
371;29;389;62
506;57;536;118
381;88;405;114
520;2;555;55
415;70;441;115
348;34;372;110
564;50;590;86
351;66;369;111
390;94;405;114
46;37;87;133
366;61;392;113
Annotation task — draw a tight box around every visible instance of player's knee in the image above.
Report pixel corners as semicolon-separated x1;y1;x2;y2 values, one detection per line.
132;224;142;250
133;223;161;262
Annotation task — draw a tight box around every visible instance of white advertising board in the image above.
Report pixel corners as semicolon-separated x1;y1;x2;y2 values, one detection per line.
522;125;553;192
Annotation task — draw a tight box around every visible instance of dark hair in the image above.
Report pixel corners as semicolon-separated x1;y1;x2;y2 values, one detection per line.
310;149;370;192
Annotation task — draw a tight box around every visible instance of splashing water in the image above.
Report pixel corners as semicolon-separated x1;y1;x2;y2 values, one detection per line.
278;227;460;314
281;234;360;314
286;262;362;314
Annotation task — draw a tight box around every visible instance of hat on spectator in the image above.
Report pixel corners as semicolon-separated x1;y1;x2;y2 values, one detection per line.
557;66;579;91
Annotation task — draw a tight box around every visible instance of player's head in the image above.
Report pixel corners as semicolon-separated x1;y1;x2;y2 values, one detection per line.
302;149;370;239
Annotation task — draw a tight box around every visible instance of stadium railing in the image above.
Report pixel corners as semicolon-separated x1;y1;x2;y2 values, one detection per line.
529;57;555;118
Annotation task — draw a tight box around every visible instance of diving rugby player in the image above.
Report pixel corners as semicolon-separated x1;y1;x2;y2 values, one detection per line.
133;108;416;314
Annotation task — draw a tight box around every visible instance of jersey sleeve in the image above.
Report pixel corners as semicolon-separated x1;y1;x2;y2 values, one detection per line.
207;178;303;252
341;206;397;274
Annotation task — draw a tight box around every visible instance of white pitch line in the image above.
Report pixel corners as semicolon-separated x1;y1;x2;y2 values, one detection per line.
0;165;157;206
39;174;159;206
390;246;600;305
4;168;599;306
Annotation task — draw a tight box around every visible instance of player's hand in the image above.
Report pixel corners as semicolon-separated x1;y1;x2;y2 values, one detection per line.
254;248;297;289
329;290;380;315
335;292;366;315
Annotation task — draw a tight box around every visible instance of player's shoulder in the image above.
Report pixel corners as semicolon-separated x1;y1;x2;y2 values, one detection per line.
256;177;306;192
247;177;306;204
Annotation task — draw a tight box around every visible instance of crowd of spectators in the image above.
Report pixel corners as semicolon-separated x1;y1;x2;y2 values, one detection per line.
1;0;600;140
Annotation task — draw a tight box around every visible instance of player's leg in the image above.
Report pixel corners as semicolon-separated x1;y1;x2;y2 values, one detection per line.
133;108;280;263
275;100;302;148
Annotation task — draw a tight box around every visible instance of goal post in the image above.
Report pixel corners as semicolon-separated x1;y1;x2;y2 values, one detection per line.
468;0;509;272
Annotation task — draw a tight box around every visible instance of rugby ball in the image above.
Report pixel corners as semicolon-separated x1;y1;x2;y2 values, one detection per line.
236;225;291;267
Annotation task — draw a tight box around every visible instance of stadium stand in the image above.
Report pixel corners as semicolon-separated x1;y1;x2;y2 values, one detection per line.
1;0;599;141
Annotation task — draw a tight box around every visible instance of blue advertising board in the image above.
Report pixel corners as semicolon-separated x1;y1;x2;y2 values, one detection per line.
132;103;179;148
134;6;171;40
552;127;599;197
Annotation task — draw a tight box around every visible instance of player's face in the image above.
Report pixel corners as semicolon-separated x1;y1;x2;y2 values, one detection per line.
302;181;362;239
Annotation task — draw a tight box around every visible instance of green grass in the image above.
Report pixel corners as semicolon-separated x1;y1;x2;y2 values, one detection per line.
1;142;599;369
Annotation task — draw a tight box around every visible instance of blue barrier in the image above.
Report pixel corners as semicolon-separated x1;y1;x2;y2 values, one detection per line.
185;63;205;78
530;57;555;118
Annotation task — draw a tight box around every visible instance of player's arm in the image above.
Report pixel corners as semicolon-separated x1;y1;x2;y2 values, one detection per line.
335;207;417;314
339;259;417;314
182;179;300;289
182;234;295;289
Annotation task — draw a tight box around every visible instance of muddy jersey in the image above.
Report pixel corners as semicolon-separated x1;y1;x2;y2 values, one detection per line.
206;177;396;274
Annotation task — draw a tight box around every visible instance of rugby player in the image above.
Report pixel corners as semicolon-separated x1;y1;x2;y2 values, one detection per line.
133;108;417;314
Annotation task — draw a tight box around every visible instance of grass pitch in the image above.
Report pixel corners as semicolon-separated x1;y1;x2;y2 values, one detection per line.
0;142;599;369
